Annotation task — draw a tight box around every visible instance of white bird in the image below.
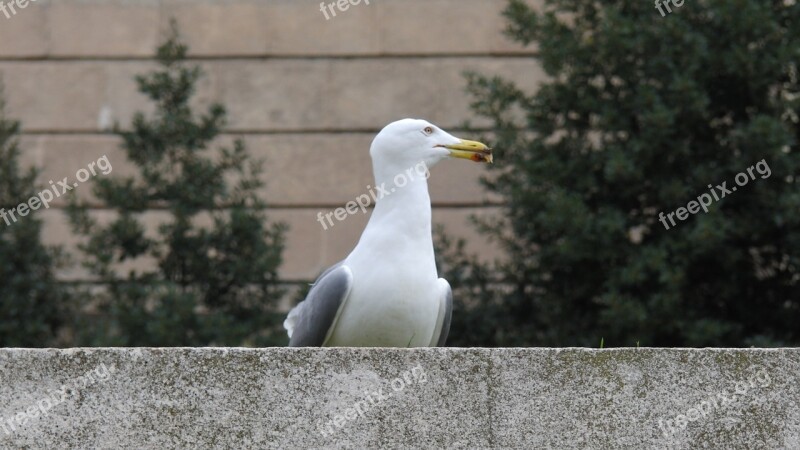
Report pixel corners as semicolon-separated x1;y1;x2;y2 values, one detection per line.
283;119;492;347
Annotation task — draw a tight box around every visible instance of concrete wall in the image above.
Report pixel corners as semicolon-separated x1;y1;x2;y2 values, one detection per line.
0;348;797;448
0;0;544;282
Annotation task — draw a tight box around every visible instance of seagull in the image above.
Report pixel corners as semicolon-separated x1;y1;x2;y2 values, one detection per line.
283;119;492;347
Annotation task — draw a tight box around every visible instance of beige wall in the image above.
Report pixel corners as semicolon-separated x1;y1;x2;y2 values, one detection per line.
1;0;543;281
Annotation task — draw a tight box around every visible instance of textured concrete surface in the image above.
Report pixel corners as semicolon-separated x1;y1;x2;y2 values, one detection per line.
0;348;797;449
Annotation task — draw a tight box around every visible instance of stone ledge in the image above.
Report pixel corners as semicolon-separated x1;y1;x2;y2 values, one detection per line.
0;348;798;448
0;0;540;59
0;58;544;132
35;207;502;282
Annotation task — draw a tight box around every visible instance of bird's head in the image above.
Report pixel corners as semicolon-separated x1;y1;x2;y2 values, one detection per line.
370;119;493;172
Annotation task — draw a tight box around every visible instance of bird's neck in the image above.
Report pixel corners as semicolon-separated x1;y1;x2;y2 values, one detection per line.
358;170;434;250
372;176;432;231
345;161;438;279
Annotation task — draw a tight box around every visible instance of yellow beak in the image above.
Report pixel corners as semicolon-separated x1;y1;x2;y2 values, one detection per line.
438;139;493;163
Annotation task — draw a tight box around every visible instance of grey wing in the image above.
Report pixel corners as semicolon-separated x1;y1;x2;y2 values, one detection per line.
435;279;453;347
284;261;353;347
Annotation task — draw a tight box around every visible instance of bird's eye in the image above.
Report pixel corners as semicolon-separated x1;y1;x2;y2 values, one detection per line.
423;126;434;135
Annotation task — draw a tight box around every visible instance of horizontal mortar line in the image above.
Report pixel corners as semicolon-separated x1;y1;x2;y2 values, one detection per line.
267;202;503;210
57;278;510;286
30;202;505;211
56;279;318;286
0;52;537;63
18;127;505;136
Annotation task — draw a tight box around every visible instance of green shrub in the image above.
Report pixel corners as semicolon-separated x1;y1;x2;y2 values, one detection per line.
68;23;287;346
439;0;799;347
0;86;73;347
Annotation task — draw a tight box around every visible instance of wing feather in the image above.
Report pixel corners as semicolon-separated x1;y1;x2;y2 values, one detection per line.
284;262;353;347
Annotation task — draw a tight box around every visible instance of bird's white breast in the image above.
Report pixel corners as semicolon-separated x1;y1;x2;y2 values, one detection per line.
325;234;441;347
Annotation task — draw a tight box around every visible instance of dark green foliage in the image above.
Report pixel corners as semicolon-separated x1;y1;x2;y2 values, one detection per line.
68;23;287;346
0;87;72;347
439;0;799;347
